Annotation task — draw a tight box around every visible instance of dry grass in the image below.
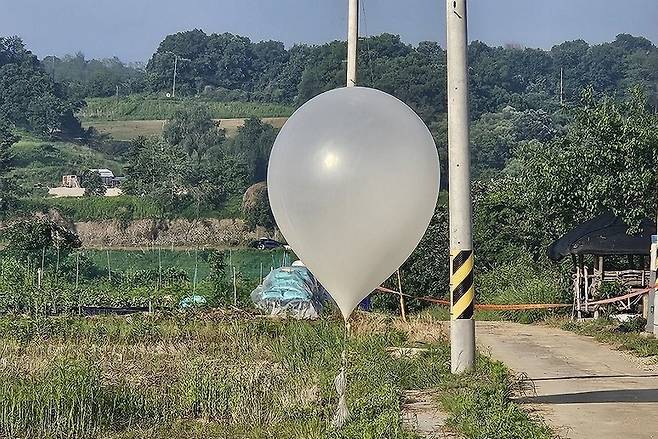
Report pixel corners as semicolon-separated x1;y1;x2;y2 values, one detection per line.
0;313;435;438
84;117;288;141
0;312;556;439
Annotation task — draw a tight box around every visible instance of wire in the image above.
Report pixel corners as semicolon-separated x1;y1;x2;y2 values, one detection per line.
360;0;375;86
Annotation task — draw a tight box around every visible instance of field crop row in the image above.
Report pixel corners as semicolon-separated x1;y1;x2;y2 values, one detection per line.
80;96;294;121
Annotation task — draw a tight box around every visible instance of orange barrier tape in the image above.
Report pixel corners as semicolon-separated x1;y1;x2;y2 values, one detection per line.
375;286;650;311
475;303;571;310
584;288;649;306
375;287;569;310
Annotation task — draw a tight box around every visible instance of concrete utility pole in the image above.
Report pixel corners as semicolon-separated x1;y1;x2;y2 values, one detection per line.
165;52;190;98
447;0;475;373
560;67;564;105
172;55;178;98
346;0;358;87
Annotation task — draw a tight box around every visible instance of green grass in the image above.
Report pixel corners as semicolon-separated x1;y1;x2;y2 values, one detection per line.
0;313;554;439
474;258;570;323
558;317;658;358
440;356;553;439
81;95;294;121
9;135;123;195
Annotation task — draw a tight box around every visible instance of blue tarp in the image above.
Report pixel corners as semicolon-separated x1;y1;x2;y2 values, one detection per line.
250;266;324;318
179;295;207;308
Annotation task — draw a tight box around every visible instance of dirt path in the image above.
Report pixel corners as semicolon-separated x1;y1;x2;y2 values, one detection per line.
402;390;459;438
476;321;658;439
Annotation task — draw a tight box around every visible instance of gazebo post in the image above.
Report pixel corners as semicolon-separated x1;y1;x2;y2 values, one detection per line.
594;256;604;318
574;255;583;319
570;255;577;320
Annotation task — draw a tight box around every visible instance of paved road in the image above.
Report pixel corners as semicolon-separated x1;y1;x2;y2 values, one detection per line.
475;321;658;439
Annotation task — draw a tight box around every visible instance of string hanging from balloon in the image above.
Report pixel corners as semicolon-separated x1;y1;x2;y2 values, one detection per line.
331;321;351;429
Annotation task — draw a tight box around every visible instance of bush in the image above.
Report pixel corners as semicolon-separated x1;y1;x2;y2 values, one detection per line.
476;256;570;323
242;183;274;230
0;217;81;264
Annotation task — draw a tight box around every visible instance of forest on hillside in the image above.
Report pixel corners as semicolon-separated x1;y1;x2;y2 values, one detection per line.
1;30;657;227
41;31;658;121
145;31;658;118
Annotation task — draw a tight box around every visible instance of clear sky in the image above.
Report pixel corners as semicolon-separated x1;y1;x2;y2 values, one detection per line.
1;0;657;62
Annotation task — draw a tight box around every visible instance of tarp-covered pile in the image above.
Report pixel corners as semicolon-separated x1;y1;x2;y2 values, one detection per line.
250;266;325;319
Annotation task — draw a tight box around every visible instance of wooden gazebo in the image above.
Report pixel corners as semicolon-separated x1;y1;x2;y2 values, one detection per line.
548;213;655;318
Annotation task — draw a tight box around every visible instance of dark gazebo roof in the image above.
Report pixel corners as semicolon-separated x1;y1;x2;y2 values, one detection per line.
547;212;656;262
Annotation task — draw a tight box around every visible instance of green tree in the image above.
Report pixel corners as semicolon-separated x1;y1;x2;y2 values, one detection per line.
224;117;278;183
1;218;81;264
242;182;274;230
475;88;658;265
163;106;249;210
471;107;562;178
0;119;19;215
142;28;658;130
122;136;188;211
0;36;82;136
163;106;225;171
197;149;250;210
80;170;106;197
399;202;450;298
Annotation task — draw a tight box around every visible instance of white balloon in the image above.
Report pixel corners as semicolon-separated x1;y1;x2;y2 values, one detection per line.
268;87;439;320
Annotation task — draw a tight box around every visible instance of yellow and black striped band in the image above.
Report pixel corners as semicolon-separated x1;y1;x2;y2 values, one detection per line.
450;249;474;320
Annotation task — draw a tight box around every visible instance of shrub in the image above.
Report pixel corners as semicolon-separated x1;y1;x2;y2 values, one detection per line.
476;256;570;323
242;183;274;230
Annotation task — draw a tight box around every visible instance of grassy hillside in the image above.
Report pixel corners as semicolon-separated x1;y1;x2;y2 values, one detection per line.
8;132;242;220
9;134;124;196
80;95;294;121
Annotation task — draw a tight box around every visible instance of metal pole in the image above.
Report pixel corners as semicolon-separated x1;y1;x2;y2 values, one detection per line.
560;67;564;106
233;266;237;307
447;0;475;374
397;269;407;322
193;246;199;293
172;55;178;98
651;216;657;335
346;0;358;87
106;249;111;282
76;252;81;316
